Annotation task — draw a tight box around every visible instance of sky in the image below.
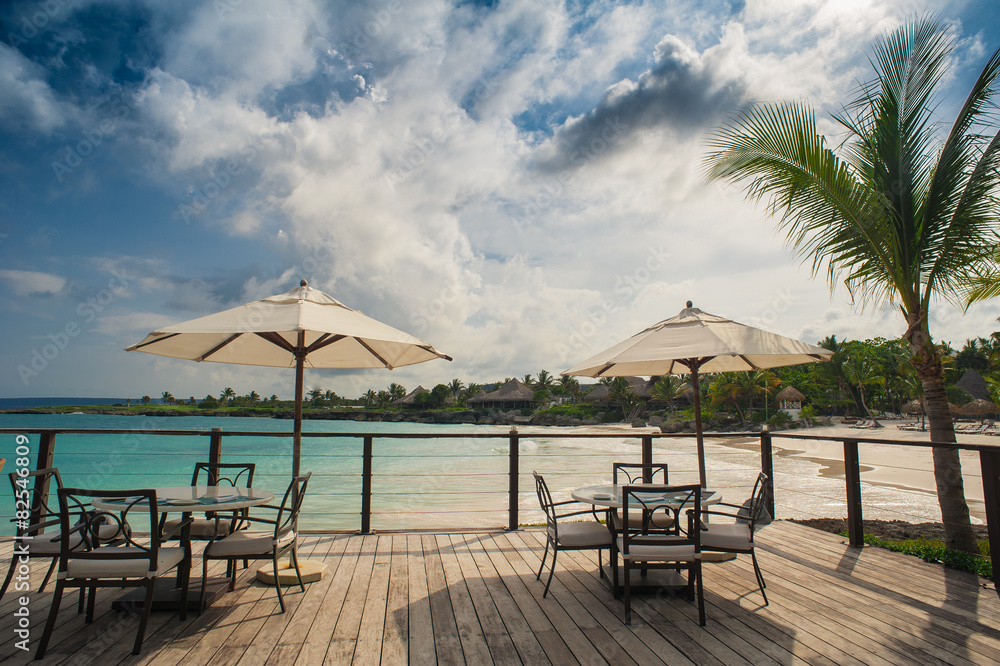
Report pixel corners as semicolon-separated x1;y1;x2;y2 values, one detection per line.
1;0;999;401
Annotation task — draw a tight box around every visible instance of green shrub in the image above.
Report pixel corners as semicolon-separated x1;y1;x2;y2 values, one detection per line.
768;410;792;429
841;532;992;580
798;404;817;425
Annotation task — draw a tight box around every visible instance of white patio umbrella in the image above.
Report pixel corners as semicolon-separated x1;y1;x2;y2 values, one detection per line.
562;302;832;487
127;280;452;477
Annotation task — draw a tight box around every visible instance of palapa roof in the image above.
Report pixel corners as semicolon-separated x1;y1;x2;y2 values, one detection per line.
393;385;428;406
960;398;999;416
584;377;650;402
468;379;535;403
957;369;992;402
775;386;806;403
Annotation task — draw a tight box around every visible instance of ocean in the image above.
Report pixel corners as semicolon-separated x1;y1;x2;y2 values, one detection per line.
0;413;949;535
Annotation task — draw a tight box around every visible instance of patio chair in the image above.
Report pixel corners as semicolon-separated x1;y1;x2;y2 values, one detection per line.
533;471;613;598
614;484;704;626
699;472;771;605
160;462;256;540
34;488;191;658
611;462;673;530
199;472;311;613
2;468;122;603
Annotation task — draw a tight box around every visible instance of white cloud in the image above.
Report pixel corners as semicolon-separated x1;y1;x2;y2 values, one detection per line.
0;44;70;132
0;269;68;296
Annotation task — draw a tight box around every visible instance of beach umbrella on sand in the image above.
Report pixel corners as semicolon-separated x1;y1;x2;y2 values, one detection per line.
960;398;999;423
127;280;452;477
562;302;832;487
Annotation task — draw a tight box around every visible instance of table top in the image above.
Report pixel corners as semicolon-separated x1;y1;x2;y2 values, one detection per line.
92;486;275;513
572;484;720;509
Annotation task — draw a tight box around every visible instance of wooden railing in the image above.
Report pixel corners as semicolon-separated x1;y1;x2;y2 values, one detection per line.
2;426;998;597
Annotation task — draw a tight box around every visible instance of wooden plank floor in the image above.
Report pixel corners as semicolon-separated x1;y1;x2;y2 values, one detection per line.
2;521;999;665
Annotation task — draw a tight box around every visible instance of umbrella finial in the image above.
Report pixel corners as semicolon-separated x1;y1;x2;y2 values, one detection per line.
686;300;693;308
300;279;308;287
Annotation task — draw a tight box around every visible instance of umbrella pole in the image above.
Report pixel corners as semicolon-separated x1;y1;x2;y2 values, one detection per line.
293;333;305;479
691;369;707;489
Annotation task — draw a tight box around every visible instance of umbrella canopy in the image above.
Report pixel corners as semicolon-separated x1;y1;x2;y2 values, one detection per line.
562;302;832;487
127;280;451;476
902;399;924;415
960;398;999;418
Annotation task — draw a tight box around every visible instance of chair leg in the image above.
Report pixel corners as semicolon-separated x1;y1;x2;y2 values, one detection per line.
86;584;97;623
536;539;550;581
598;547;605;579
695;562;705;627
77;586;85;614
290;547;305;592
133;581;156;655
542;548;558;598
35;579;65;659
38;559;57;594
273;557;286;613
751;550;768;606
623;560;632;625
199;557;210;615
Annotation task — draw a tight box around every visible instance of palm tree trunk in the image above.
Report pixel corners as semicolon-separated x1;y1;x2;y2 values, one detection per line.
907;315;978;553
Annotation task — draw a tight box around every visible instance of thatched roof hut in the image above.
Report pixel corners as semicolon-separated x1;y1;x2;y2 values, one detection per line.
957;369;992;402
902;399;924;415
960;398;999;418
583;377;650;403
468;379;535;409
775;386;805;408
393;385;429;408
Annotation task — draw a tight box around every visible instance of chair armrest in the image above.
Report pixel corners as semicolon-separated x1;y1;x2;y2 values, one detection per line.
554;508;603;520
160;516;195;542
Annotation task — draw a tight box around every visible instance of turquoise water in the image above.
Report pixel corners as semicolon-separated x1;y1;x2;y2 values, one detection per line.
3;414;747;533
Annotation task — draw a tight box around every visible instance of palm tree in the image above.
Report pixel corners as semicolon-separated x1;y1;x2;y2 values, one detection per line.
363;389;377;409
535;370;555;391
247;390;260;405
388;383;407;401
845;357;883;427
650;376;682;413
522;374;534;387
448;378;465;400
464;382;482;402
325;389;339;405
269;394;279;406
220;387;236;404
161;391;174;405
559;375;581;403
705;19;1000;551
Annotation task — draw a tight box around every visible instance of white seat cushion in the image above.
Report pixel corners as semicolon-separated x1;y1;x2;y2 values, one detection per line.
205;530;295;558
66;547;185;579
701;523;752;551
616;536;698;561
549;522;611;548
163;517;232;538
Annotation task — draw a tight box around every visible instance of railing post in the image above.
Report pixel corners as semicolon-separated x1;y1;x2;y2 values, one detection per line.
760;429;775;519
208;428;223;485
509;427;519;531
641;435;653;483
361;436;373;534
980;449;1000;600
31;432;57;534
844;439;863;547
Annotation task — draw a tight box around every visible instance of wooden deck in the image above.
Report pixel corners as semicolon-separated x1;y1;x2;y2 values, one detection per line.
2;521;999;665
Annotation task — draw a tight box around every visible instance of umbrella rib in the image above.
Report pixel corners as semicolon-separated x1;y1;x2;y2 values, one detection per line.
738;355;761;370
129;332;180;350
356;338;392;369
255;331;297;354
200;333;244;361
306;333;346;354
421;345;453;361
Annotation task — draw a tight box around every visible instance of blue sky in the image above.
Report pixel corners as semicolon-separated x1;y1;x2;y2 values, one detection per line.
1;0;999;401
